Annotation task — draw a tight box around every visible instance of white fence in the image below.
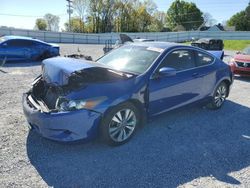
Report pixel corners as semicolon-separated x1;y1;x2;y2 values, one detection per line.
1;27;250;44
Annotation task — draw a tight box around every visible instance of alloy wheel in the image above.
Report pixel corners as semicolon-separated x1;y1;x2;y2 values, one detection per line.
214;84;227;107
108;109;137;142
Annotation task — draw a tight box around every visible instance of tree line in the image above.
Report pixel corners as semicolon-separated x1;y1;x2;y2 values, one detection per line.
34;0;250;33
227;3;250;31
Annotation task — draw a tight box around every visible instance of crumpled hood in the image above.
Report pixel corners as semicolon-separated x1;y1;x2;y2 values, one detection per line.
42;57;103;85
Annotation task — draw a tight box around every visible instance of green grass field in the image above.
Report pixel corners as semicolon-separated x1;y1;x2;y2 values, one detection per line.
184;40;250;51
224;40;250;51
183;40;250;51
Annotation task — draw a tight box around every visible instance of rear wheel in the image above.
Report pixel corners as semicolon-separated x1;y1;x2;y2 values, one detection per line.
101;102;141;146
207;82;228;109
36;50;51;61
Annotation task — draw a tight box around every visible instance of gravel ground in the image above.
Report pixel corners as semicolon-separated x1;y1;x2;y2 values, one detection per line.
0;45;250;188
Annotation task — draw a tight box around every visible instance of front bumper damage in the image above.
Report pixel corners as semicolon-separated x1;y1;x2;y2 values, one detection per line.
22;93;102;142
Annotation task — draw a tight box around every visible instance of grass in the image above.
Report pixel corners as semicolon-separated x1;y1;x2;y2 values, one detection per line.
223;40;250;51
183;40;250;51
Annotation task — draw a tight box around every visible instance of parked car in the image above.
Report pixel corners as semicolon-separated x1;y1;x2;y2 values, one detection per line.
191;38;224;60
228;46;250;76
23;42;233;146
0;35;59;62
191;38;224;50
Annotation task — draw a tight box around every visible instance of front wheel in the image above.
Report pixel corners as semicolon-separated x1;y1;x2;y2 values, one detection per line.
207;82;228;110
100;102;141;146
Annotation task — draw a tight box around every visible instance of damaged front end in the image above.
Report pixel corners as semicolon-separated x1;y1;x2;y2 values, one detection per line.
27;57;132;113
28;75;63;112
23;72;103;141
22;57;135;142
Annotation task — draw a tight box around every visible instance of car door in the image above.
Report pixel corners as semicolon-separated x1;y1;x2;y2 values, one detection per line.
193;50;217;98
1;39;27;60
0;42;8;60
148;48;204;116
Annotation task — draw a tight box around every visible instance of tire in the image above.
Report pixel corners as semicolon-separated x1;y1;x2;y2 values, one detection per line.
207;82;228;110
100;102;141;146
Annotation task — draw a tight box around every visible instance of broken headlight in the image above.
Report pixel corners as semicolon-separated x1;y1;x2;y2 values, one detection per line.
56;97;106;111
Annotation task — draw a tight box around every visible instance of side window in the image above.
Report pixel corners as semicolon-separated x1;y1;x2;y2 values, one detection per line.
6;40;33;47
196;52;214;67
6;40;19;47
21;40;34;47
160;49;195;71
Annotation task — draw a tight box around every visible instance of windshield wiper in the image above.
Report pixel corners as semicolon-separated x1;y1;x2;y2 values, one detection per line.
108;69;138;78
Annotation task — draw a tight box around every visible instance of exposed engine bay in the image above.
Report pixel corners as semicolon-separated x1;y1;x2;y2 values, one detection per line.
29;66;132;112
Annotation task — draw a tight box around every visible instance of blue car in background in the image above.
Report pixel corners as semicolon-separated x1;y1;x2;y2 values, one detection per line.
0;35;59;62
22;42;233;146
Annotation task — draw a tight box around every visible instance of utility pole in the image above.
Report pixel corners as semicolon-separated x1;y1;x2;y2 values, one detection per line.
66;0;73;32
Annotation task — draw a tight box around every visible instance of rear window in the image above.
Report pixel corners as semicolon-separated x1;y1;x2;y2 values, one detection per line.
196;52;214;66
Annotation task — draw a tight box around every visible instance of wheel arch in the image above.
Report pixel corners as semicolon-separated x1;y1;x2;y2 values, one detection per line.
211;78;231;98
220;79;231;97
103;99;147;127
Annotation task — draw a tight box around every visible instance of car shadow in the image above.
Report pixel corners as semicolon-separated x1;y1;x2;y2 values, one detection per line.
26;100;250;187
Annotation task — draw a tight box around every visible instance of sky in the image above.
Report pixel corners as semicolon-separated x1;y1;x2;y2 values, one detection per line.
0;0;249;30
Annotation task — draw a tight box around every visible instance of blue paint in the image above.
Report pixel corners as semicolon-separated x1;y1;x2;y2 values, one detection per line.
0;35;59;62
22;42;233;142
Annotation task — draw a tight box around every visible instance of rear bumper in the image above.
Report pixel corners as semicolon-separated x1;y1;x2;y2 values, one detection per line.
22;94;102;142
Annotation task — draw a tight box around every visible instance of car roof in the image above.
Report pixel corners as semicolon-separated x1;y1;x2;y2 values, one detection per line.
0;35;48;44
127;41;187;50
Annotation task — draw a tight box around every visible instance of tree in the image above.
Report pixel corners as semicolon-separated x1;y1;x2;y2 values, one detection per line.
148;11;166;32
44;13;60;31
143;0;157;15
35;18;47;30
137;5;152;32
73;0;89;32
203;13;217;27
66;0;193;33
166;0;204;31
87;0;103;33
227;5;250;31
64;17;84;32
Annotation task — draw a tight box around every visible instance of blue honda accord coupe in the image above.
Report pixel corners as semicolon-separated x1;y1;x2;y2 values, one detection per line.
22;42;233;145
0;35;59;62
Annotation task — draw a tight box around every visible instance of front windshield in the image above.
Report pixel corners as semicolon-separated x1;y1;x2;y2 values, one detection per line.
243;47;250;55
97;45;162;74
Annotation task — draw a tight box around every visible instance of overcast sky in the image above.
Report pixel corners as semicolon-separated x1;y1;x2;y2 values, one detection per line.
0;0;249;30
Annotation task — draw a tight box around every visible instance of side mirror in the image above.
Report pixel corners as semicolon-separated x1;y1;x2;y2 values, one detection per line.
153;67;177;79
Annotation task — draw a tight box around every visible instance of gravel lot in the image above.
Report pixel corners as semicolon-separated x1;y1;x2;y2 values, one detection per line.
0;44;250;188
